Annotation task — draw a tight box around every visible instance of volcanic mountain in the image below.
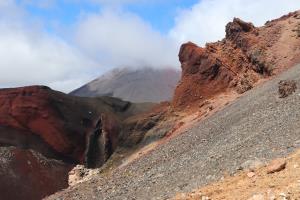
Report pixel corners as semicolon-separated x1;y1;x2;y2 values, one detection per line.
2;9;300;200
46;10;300;200
70;67;181;103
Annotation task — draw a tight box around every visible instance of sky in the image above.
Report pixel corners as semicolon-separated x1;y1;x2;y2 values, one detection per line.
1;0;299;92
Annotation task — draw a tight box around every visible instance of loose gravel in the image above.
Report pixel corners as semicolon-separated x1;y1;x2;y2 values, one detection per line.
47;64;300;200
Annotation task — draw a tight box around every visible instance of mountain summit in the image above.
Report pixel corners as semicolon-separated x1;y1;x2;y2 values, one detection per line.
70;67;181;103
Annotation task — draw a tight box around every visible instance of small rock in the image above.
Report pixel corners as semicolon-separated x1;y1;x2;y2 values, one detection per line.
269;183;276;188
278;80;297;98
294;140;300;147
267;159;287;174
247;172;256;178
279;192;290;200
241;159;264;172
267;189;276;200
248;194;264;200
68;165;98;186
201;196;210;200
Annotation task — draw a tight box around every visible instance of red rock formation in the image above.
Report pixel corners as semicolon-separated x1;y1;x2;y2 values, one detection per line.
0;86;124;164
173;11;300;109
0;147;72;200
0;85;137;199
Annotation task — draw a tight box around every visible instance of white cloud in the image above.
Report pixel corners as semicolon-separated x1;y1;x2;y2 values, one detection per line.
74;9;179;68
170;0;300;46
0;0;98;92
0;0;180;92
0;0;299;92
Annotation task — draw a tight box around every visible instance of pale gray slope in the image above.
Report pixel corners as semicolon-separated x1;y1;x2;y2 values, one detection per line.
70;67;181;103
48;64;300;200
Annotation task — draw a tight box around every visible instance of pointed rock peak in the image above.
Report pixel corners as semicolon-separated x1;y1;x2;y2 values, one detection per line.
226;18;256;39
179;42;204;63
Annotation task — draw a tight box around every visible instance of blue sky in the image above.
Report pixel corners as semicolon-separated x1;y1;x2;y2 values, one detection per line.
1;0;299;92
22;0;199;34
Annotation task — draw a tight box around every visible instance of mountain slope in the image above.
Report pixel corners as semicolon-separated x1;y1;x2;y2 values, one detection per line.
0;85;154;200
70;67;181;103
46;11;300;200
46;62;300;200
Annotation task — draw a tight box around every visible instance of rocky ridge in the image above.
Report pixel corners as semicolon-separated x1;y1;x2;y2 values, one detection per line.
173;11;300;109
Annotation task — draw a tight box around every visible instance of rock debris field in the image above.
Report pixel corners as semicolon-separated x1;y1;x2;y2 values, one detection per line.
47;64;300;200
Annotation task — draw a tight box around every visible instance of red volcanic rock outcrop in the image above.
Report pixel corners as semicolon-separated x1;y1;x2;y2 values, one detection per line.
173;11;300;109
0;86;122;164
0;85;141;199
0;147;72;200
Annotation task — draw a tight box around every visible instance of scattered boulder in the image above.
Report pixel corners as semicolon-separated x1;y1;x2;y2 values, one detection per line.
267;158;287;174
247;172;256;178
236;78;254;94
279;192;290;200
278;80;297;98
248;194;264;200
68;165;99;186
240;158;265;172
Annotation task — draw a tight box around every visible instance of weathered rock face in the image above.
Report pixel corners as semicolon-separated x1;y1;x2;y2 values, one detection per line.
0;86;122;165
174;42;243;108
173;11;300;109
0;147;72;200
0;85;150;199
225;18;256;40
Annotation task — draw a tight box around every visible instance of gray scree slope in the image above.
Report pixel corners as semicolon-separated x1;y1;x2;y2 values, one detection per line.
70;67;181;103
48;64;300;200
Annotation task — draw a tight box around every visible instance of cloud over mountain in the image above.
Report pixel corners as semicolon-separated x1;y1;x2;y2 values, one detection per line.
0;0;299;92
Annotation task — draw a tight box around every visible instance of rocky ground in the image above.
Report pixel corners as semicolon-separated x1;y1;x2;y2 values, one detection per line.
174;149;300;200
46;62;300;200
